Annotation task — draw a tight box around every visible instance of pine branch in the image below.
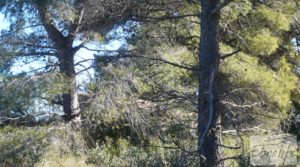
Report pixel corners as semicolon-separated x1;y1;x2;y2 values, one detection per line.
130;55;196;71
220;49;241;60
15;51;57;57
133;14;200;22
0;24;43;39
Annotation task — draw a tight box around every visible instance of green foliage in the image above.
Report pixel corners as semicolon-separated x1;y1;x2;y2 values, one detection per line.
86;137;199;167
51;1;78;22
0;125;87;167
0;48;14;73
92;32;106;42
221;0;252;24
221;44;298;125
45;73;74;100
82;60;199;166
148;45;197;91
0;76;37;116
0;126;49;166
246;28;279;55
0;73;67;119
256;5;291;31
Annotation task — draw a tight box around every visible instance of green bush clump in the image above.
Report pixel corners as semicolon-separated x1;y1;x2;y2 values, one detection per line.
0;125;87;167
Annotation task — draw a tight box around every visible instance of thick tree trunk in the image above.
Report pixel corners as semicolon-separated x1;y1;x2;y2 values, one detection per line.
198;0;223;166
59;50;81;123
37;5;81;124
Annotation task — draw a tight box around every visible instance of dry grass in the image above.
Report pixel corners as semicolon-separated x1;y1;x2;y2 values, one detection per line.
37;155;95;167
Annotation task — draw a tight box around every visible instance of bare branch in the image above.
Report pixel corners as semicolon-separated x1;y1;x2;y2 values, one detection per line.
293;16;300;26
15;51;57;57
221;101;260;108
75;65;95;75
74;58;94;66
92;49;196;71
133;14;200;22
130;55;196;71
74;8;85;34
82;45;119;52
217;144;241;149
215;156;240;164
220;49;241;60
72;43;85;53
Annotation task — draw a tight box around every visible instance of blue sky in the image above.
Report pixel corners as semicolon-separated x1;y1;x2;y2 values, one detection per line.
0;13;9;29
74;39;125;86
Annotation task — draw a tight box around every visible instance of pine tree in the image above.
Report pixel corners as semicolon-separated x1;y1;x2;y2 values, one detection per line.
129;0;299;165
0;0;135;125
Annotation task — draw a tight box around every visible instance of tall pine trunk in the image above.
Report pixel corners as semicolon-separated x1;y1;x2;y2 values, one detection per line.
38;5;81;125
198;0;223;166
58;49;81;123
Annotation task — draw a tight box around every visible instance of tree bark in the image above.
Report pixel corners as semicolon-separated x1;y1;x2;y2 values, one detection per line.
198;0;223;166
37;5;81;124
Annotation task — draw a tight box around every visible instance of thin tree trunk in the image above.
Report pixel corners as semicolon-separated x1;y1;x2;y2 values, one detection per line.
198;0;223;166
